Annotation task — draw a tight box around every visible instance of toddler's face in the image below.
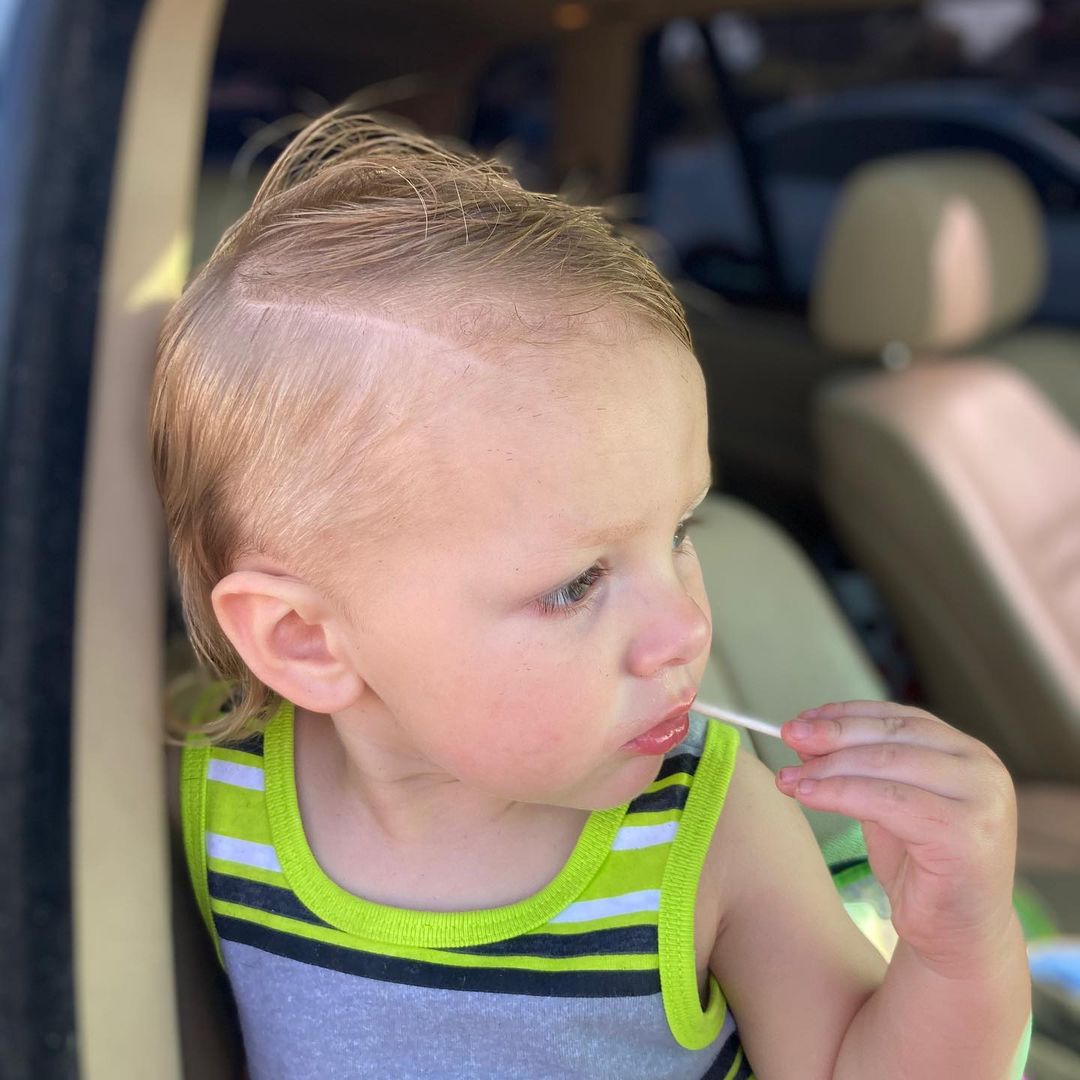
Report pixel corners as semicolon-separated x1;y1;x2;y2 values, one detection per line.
335;329;713;810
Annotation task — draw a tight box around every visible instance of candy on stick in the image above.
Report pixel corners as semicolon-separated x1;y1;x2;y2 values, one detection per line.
691;700;784;739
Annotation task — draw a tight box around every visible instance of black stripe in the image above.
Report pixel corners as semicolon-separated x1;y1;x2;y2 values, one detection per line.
732;1052;754;1080
208;870;328;927
627;784;689;815
449;923;657;959
653;752;699;783
701;1029;745;1079
828;856;870;878
215;914;662;998
224;731;264;757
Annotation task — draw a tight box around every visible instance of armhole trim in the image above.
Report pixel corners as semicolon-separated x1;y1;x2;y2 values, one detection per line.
1009;1013;1032;1080
180;743;223;965
659;720;740;1050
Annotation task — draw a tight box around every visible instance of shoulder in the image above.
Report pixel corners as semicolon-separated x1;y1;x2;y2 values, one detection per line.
703;744;887;1079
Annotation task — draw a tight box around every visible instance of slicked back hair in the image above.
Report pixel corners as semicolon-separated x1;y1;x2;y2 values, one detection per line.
150;106;691;743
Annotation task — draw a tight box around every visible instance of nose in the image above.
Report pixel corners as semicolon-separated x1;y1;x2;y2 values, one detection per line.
625;585;711;679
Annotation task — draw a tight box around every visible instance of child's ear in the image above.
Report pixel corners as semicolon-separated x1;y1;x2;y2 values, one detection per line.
211;570;364;714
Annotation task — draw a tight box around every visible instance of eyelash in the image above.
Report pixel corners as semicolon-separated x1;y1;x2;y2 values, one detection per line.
535;516;700;617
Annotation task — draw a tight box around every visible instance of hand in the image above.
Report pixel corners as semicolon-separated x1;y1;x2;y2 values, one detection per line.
775;700;1019;978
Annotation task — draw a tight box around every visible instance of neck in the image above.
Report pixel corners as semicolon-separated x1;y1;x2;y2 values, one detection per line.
291;703;593;911
294;704;558;847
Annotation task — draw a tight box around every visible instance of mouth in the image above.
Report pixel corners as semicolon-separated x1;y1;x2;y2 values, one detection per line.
621;694;696;756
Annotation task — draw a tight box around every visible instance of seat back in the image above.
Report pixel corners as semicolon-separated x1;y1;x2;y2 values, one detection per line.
691;494;885;861
812;153;1080;782
812;150;1080;434
811;152;1046;357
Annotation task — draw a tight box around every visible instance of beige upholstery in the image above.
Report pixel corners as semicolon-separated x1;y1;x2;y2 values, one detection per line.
990;327;1080;431
812;152;1046;355
692;495;887;852
71;1;224;1077
816;359;1080;782
812;151;1080;441
812;153;1080;782
681;153;1078;532
693;495;886;751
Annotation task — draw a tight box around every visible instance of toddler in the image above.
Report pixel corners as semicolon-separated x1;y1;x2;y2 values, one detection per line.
153;108;1031;1079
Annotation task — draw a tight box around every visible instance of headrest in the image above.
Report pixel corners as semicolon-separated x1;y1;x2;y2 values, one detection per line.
811;153;1046;355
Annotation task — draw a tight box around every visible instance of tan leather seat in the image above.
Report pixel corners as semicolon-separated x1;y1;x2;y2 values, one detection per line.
675;153;1079;537
812;151;1080;433
691;494;887;863
812;153;1080;784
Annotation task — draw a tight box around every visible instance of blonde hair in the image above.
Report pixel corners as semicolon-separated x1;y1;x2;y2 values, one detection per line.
151;106;691;744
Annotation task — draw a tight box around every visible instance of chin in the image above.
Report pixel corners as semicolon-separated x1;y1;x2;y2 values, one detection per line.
563;753;667;811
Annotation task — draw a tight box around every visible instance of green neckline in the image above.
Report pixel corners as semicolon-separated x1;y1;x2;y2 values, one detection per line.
659;719;738;1050
262;700;630;948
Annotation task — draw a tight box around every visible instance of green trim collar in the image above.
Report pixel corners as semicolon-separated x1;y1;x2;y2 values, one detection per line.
659;720;739;1050
262;700;630;949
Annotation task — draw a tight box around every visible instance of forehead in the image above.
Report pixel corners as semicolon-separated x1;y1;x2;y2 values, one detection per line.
417;332;709;537
456;325;705;425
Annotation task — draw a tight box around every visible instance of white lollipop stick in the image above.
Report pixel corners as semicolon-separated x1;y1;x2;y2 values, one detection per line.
691;699;785;739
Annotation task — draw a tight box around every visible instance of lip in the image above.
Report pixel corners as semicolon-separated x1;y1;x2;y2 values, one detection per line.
621;693;697;756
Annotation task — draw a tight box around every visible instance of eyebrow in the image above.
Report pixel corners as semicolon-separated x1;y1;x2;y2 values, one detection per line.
573;466;714;548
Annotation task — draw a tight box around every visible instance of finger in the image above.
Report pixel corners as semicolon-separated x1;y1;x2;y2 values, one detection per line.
776;742;972;800
781;703;972;758
784;775;961;846
803;700;940;722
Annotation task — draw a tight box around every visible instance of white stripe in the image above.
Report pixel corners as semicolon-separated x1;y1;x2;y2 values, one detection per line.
611;821;678;851
207;758;265;791
549;889;661;924
206;832;281;872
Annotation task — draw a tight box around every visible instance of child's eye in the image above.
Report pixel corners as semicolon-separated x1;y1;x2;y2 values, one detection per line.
673;514;700;551
536;565;608;616
536;517;700;617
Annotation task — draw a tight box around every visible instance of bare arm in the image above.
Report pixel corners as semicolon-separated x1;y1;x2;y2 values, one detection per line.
707;750;887;1079
707;701;1031;1080
833;921;1030;1080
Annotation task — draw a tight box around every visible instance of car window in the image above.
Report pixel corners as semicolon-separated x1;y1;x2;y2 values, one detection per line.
469;43;554;191
632;20;772;302
764;114;1079;206
634;3;1080;319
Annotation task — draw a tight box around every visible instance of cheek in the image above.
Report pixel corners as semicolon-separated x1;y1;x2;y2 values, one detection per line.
445;631;615;774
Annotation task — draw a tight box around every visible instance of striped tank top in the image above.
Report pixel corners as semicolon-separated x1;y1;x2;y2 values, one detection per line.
181;702;755;1079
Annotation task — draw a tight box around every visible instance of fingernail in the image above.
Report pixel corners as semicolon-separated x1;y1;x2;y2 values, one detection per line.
778;767;799;782
799;707;820;719
797;779;817;795
788;720;813;740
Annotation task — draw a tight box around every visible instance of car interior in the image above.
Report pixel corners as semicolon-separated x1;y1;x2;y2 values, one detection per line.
3;0;1080;1078
812;150;1080;785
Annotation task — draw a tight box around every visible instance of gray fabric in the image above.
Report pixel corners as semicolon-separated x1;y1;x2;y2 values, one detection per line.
224;941;738;1079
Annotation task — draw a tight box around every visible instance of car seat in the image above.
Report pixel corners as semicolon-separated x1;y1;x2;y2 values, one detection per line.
812;152;1080;436
811;152;1080;786
675;151;1080;552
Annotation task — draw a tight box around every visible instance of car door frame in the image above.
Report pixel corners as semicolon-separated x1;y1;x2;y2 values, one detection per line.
0;0;223;1076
